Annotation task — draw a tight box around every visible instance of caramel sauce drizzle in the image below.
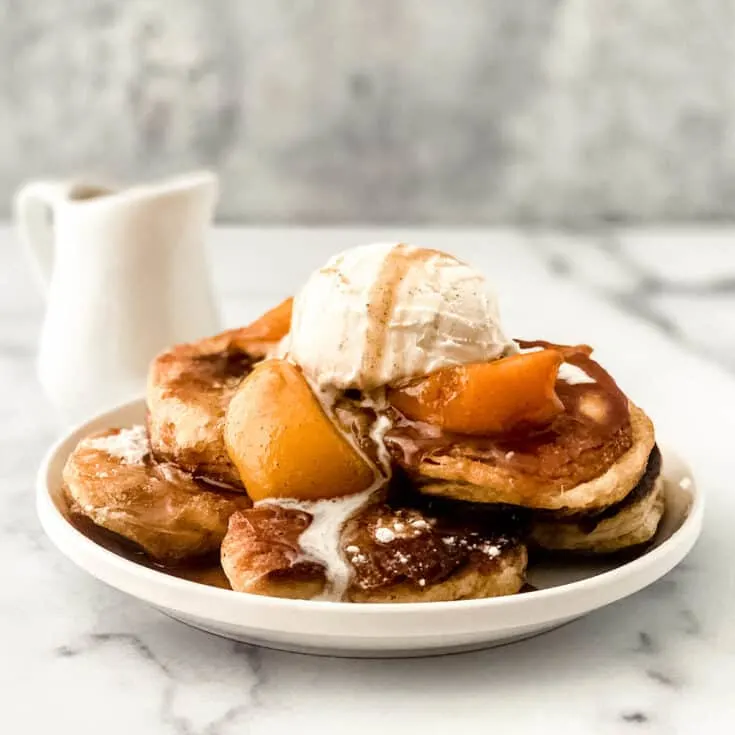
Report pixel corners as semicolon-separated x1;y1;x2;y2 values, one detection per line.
361;244;441;388
383;339;633;484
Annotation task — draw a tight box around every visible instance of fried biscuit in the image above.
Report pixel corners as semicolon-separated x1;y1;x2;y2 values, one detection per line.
530;445;665;553
221;505;328;599
221;498;527;603
63;426;251;563
385;347;656;513
147;327;273;489
410;403;654;511
343;504;527;603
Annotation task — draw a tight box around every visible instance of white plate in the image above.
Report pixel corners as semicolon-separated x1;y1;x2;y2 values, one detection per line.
37;399;704;658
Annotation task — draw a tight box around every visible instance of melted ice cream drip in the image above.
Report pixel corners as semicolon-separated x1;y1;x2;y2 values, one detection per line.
256;486;378;601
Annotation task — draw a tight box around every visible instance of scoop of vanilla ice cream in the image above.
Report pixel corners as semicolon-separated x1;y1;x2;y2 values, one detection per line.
287;242;515;390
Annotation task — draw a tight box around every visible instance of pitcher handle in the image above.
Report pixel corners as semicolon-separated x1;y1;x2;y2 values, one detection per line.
13;181;78;293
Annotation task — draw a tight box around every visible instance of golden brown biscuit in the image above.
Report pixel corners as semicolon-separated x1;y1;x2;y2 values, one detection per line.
63;426;251;562
411;403;655;512
530;446;665;553
221;505;328;599
221;499;527;603
384;344;656;513
343;504;527;603
147;327;274;489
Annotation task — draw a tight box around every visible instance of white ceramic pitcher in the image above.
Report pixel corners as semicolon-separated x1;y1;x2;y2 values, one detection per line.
14;170;222;424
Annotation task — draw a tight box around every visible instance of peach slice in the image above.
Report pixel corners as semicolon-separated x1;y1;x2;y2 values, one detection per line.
238;297;293;342
225;359;376;501
388;349;564;436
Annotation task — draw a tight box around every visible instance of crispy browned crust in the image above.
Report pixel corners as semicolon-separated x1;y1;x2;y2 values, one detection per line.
221;506;327;599
347;544;527;603
415;403;655;512
530;476;665;553
146;328;273;489
63;428;251;562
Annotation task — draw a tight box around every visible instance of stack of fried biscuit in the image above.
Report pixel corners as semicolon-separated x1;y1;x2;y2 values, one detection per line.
62;320;665;603
383;342;664;556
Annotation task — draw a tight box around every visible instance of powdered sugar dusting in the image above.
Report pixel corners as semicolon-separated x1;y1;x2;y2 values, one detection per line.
441;534;501;558
347;546;368;565
480;541;501;558
373;512;433;544
410;518;430;531
375;527;395;543
85;425;149;465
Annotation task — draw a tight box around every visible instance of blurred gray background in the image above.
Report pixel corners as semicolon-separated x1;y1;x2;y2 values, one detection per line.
1;0;734;225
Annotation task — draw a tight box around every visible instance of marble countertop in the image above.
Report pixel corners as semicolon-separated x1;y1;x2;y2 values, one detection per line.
2;225;734;733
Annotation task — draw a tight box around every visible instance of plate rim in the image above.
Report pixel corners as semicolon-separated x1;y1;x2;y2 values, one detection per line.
37;397;705;629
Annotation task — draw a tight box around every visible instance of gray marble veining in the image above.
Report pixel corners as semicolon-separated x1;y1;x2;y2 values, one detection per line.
3;2;735;224
528;227;735;373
